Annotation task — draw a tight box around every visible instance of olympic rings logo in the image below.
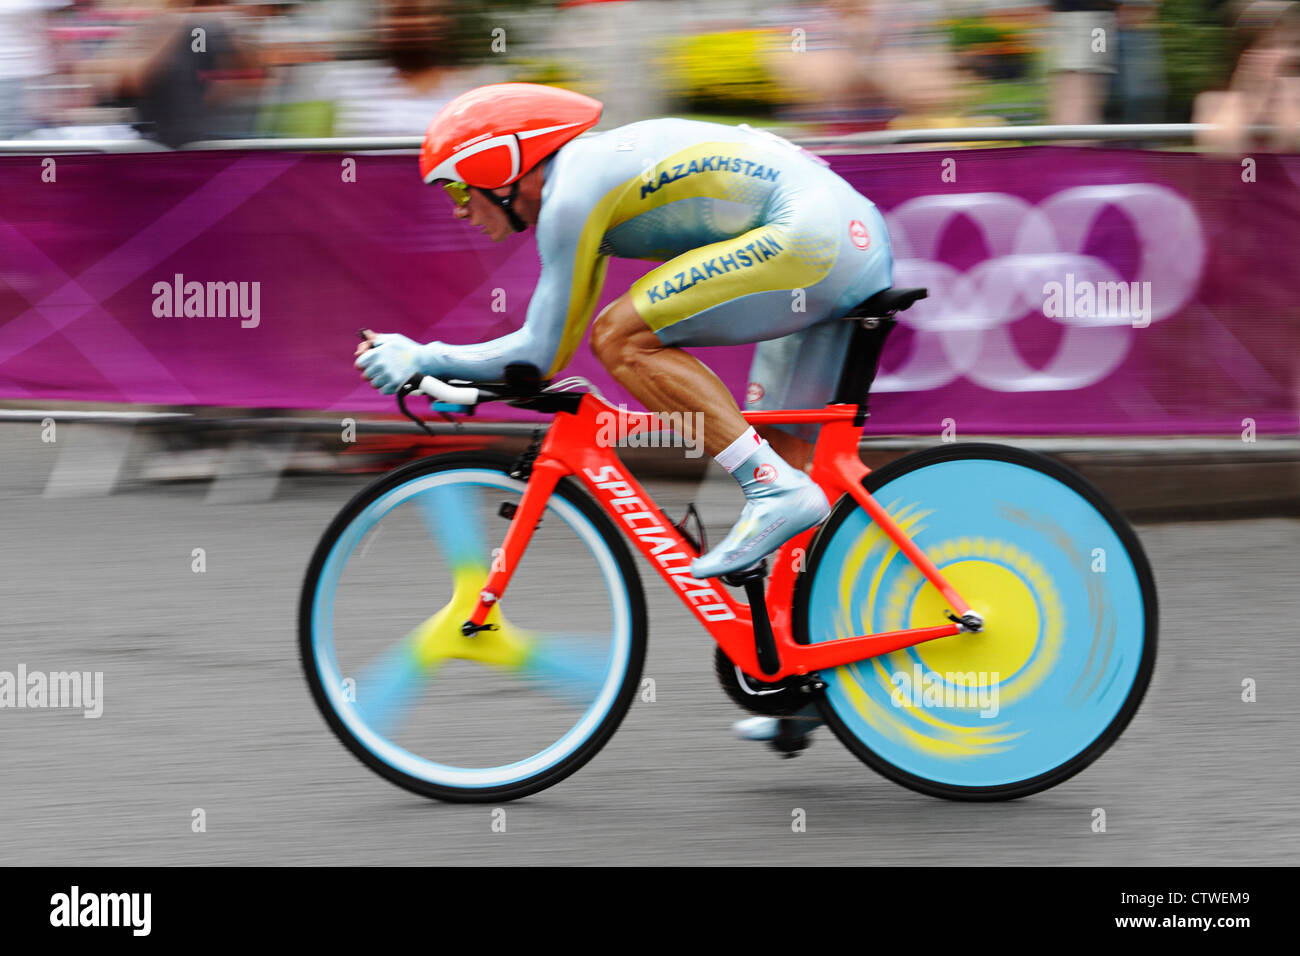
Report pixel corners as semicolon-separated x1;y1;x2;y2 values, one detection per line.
876;185;1206;393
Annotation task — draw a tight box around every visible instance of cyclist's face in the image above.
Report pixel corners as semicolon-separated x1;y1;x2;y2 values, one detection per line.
453;186;512;241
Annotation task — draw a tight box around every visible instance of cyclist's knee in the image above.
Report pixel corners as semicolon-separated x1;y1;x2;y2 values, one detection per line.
588;307;624;366
591;296;657;367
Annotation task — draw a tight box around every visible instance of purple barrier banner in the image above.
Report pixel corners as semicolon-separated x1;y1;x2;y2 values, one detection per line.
1;147;1296;435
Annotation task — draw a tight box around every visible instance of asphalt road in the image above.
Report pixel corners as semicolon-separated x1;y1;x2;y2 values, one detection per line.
1;429;1297;866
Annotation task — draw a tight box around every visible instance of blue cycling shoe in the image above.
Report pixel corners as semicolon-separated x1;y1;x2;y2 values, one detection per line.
690;440;830;580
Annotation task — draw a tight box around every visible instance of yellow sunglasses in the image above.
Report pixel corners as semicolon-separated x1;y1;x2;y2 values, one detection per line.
442;181;471;207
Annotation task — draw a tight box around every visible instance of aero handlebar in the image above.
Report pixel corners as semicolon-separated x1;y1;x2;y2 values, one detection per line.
404;374;484;406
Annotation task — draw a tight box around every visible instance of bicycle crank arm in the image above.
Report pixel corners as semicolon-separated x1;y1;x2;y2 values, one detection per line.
721;562;780;676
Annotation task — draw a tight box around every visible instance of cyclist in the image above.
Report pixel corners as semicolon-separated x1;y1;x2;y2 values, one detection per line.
356;83;893;747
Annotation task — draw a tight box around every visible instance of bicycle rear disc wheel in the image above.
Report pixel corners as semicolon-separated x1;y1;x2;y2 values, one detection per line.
795;443;1157;800
299;452;647;802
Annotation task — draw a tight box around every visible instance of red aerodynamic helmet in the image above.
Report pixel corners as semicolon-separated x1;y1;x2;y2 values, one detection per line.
419;83;603;189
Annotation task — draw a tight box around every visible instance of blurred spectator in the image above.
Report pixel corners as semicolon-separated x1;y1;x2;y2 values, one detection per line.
324;0;504;137
1047;0;1119;125
766;0;969;133
1108;1;1167;124
82;0;263;147
0;0;68;139
1195;0;1300;151
547;0;671;127
243;0;337;137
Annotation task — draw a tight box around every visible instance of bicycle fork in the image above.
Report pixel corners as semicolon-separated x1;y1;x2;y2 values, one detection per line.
460;457;565;636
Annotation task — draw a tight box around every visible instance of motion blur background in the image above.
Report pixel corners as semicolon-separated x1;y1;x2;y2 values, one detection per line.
0;0;1290;143
0;1;1297;865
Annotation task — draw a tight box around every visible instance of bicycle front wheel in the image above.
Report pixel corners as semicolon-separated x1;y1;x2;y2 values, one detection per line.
796;443;1157;800
299;452;647;802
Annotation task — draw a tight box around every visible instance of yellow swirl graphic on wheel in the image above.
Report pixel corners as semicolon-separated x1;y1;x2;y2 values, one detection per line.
910;561;1038;681
833;499;928;648
827;517;1067;759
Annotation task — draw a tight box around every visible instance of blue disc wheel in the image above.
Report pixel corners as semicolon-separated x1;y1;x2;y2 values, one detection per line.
299;452;646;802
796;443;1157;799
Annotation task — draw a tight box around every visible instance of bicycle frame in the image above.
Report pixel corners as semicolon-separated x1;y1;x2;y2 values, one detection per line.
461;393;976;682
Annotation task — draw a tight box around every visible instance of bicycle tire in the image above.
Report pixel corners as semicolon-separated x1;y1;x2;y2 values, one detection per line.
794;442;1158;800
299;451;648;803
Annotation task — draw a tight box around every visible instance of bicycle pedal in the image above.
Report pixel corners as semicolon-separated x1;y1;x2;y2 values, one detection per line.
769;731;812;758
719;560;768;587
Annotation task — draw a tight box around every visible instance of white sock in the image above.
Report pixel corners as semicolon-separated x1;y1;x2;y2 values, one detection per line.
715;426;762;473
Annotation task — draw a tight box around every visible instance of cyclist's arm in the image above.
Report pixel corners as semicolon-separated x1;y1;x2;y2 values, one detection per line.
423;191;610;382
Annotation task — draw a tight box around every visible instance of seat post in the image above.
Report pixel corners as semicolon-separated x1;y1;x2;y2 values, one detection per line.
833;314;897;426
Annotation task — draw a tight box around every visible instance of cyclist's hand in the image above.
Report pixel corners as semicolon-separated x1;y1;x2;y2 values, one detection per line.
355;332;432;394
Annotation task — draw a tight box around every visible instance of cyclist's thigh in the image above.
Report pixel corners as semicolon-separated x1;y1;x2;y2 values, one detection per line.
628;191;892;349
745;319;856;442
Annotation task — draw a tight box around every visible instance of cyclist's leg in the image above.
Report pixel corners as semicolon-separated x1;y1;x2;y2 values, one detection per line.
591;194;890;578
745;319;856;471
595;189;889;431
592;281;837;580
746;203;893;463
591;206;842;454
589;301;749;457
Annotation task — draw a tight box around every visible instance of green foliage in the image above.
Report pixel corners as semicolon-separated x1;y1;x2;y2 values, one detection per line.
1157;0;1234;121
947;15;1035;81
259;100;334;138
948;17;1015;51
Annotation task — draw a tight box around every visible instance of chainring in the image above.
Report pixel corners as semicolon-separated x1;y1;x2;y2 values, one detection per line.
713;645;808;716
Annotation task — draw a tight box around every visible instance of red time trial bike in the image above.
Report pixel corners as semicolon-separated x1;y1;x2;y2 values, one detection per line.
299;287;1157;802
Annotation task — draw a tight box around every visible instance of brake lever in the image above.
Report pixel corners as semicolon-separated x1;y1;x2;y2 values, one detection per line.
396;376;447;436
